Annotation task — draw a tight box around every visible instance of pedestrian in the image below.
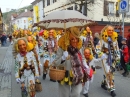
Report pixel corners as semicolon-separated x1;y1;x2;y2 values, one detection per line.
14;38;39;97
93;32;100;47
120;38;129;77
53;26;85;97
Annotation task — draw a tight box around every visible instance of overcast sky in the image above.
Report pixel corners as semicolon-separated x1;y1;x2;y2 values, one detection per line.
0;0;34;13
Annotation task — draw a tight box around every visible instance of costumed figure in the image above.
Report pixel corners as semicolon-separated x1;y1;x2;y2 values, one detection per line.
81;27;96;55
42;29;58;80
53;26;87;97
14;38;39;97
82;48;105;97
96;25;120;97
26;35;41;75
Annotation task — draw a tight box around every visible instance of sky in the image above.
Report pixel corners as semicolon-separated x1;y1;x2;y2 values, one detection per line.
0;0;35;13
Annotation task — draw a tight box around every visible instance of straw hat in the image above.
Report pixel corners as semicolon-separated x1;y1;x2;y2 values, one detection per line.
70;27;80;38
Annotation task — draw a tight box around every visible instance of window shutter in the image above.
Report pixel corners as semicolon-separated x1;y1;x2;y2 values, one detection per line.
104;0;109;16
116;2;119;17
43;0;45;8
75;4;77;10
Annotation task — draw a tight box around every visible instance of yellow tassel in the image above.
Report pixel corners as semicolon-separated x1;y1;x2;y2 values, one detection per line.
60;80;64;85
65;77;68;82
69;80;72;85
69;70;73;77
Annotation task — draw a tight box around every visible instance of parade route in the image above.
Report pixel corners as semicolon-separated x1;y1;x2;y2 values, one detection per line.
0;44;12;97
0;45;129;97
11;50;130;97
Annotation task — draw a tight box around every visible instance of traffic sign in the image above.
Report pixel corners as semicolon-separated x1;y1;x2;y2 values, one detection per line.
119;0;129;13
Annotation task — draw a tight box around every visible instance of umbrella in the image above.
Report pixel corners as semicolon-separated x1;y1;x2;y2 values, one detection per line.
37;10;94;29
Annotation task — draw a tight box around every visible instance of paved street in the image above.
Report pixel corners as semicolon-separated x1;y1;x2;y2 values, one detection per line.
0;41;12;97
0;44;130;97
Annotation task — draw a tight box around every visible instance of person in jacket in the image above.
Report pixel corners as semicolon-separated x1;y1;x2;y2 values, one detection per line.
120;38;129;77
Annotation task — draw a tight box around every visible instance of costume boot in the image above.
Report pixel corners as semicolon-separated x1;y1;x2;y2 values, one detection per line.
111;91;116;97
43;74;46;80
83;93;88;97
101;79;107;90
123;71;129;77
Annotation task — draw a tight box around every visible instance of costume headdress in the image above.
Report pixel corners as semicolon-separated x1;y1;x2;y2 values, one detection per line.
58;26;82;51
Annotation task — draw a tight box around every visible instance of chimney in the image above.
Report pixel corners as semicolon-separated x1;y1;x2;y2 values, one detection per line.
25;9;27;12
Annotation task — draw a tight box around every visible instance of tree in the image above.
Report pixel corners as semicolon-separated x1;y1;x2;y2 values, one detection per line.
68;0;94;15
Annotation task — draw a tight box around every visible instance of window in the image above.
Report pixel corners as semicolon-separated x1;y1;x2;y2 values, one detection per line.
108;2;114;15
103;1;114;16
53;0;57;3
24;25;26;29
126;4;130;17
67;6;73;10
47;0;50;6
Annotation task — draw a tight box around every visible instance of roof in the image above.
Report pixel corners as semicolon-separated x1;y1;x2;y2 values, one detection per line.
16;11;32;19
12;14;17;18
31;0;42;5
0;8;3;17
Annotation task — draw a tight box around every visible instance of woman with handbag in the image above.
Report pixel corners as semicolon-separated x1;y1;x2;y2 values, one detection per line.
53;26;86;97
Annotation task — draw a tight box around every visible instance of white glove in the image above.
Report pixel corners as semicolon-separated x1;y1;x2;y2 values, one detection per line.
39;63;42;67
62;51;68;60
16;78;21;83
101;54;106;60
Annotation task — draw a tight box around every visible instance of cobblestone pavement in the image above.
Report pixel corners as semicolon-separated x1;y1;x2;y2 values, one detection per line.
0;45;12;97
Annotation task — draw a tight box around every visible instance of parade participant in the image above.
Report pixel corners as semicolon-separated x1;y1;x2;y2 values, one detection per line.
96;25;120;97
81;27;95;55
53;26;85;97
26;35;41;75
42;29;58;80
120;38;129;77
82;48;105;97
14;38;39;97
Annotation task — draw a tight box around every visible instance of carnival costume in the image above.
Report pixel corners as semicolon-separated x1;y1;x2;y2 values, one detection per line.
53;27;87;97
96;26;120;97
82;48;105;97
14;38;39;97
42;30;58;80
80;27;95;56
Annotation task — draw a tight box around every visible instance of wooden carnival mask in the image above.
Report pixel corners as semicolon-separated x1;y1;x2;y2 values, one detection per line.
86;27;91;32
84;49;91;59
107;26;114;36
69;33;79;48
27;36;33;43
18;39;27;53
49;29;54;38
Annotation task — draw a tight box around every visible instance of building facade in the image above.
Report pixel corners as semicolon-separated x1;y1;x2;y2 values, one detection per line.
42;0;130;37
31;0;44;23
11;10;33;30
0;8;3;34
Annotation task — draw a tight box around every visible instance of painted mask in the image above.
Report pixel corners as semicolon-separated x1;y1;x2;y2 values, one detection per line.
69;33;79;48
84;49;91;59
107;26;113;36
18;40;27;53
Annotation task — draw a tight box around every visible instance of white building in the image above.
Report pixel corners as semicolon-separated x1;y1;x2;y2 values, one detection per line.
42;0;130;23
11;10;33;30
31;0;44;23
